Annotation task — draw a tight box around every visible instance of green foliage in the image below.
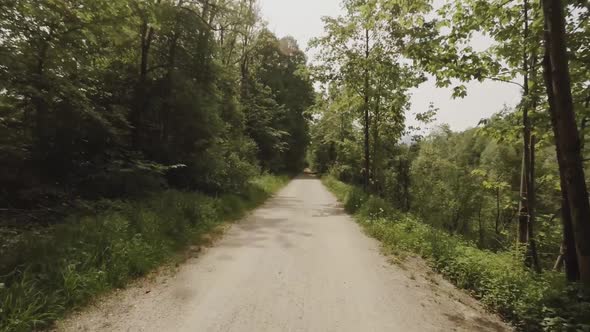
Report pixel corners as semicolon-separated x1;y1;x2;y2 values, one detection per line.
324;176;590;331
310;0;590;322
315;110;562;254
308;89;364;180
244;31;315;174
308;0;589;266
410;128;509;236
343;187;368;214
309;0;425;189
0;175;288;332
358;196;397;221
0;1;310;329
0;0;313;208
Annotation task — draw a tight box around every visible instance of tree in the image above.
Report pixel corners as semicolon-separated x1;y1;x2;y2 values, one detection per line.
311;0;422;191
242;30;314;173
541;0;590;285
0;0;316;207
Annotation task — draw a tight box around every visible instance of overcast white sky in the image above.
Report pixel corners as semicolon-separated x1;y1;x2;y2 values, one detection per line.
259;0;522;132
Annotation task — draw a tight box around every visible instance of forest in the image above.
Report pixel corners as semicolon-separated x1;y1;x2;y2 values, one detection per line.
0;0;313;330
0;0;314;207
1;0;590;331
308;0;590;329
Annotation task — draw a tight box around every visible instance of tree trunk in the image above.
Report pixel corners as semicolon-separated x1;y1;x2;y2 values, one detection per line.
495;187;501;235
162;31;179;144
554;243;565;271
562;195;581;281
527;135;541;272
518;151;529;244
363;27;371;192
132;6;158;149
519;0;541;272
518;0;531;246
403;159;411;212
543;52;580;281
398;158;411;212
542;0;590;285
560;185;581;281
239;0;255;99
32;43;49;161
372;93;381;194
240;54;249;98
478;203;484;247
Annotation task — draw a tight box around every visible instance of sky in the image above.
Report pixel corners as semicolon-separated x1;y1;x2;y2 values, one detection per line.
259;0;522;132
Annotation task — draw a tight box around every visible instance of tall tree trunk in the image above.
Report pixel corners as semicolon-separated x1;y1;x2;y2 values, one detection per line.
32;42;49;162
239;0;255;99
527;52;542;271
400;158;411;212
495;187;501;235
561;192;580;280
528;135;541;272
518;0;532;246
132;4;159;149
240;54;249;98
543;46;580;282
542;0;590;285
478;203;484;247
372;93;381;194
162;31;179;144
519;0;541;272
518;151;529;244
363;27;371;192
405;160;411;211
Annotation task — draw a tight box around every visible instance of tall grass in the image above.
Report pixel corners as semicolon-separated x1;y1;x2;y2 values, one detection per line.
322;175;590;331
0;175;289;332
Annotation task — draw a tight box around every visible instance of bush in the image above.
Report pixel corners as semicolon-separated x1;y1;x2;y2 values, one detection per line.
358;196;397;220
323;175;590;332
0;175;289;332
329;164;357;183
343;187;367;214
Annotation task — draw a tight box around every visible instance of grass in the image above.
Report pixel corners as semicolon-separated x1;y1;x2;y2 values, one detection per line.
322;175;590;332
0;174;289;332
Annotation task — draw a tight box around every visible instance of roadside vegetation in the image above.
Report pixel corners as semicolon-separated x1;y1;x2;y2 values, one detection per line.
323;176;590;331
2;0;590;331
1;0;311;330
0;175;288;332
309;0;590;330
309;0;590;281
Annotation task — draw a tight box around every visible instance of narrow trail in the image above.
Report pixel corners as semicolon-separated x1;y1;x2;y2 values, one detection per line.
59;175;510;332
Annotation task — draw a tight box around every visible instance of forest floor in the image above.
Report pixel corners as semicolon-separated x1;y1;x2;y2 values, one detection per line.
56;174;511;332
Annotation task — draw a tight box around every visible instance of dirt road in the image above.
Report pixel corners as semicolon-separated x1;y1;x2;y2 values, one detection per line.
59;175;510;332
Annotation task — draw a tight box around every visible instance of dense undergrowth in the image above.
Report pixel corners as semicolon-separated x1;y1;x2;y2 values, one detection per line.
323;175;590;332
0;175;288;332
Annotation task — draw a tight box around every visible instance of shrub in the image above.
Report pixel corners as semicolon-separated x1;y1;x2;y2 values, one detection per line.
343;187;367;214
358;196;397;220
329;164;357;183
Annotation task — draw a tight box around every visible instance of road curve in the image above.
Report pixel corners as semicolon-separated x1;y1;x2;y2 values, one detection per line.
59;174;510;332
